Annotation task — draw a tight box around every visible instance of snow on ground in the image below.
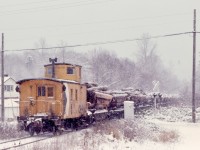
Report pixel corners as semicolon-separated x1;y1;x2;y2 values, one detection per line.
142;106;200;123
148;120;200;150
1;106;200;150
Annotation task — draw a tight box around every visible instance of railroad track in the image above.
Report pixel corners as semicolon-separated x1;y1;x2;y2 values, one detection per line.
0;117;103;150
0;136;30;145
0;107;155;149
0;129;76;150
0;104;172;150
0;133;55;150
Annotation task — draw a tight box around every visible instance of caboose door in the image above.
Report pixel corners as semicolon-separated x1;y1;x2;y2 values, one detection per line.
28;97;37;115
36;85;47;114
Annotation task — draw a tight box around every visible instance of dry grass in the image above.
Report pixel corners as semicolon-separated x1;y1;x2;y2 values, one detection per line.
153;130;179;143
31;129;101;150
0;122;27;140
29;119;179;149
92;119;179;143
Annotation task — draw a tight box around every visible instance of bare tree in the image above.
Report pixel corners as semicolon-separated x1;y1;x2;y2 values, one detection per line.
137;34;157;65
88;48;136;89
136;34;159;91
135;33;182;94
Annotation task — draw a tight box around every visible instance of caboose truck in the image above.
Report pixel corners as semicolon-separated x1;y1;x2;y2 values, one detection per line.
16;62;92;136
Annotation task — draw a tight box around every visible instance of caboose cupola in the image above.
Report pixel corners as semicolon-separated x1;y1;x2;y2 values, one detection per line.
44;62;82;83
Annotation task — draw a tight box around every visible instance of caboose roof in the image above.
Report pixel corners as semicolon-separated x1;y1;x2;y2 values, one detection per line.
44;63;82;67
16;78;79;84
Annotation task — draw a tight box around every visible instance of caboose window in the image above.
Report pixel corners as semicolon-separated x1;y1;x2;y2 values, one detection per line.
38;86;46;96
67;67;74;74
70;89;73;101
47;87;54;97
75;89;78;101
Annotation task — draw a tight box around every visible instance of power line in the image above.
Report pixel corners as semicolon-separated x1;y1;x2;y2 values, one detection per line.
4;20;190;43
4;31;193;52
0;0;117;16
0;0;58;8
1;13;190;32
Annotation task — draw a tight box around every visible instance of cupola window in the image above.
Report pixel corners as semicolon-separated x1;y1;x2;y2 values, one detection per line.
67;67;75;74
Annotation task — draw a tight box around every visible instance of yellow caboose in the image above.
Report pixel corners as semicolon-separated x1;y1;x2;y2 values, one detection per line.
17;62;90;135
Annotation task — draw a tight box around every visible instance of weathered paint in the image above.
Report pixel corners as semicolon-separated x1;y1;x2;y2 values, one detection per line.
63;83;87;119
18;79;87;120
44;64;81;83
19;79;63;117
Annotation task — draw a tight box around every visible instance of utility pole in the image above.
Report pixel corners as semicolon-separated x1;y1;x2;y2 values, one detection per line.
49;58;57;78
192;9;196;123
1;33;4;122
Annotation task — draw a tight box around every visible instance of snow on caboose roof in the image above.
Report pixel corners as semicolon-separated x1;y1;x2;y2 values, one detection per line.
16;77;79;84
44;63;82;67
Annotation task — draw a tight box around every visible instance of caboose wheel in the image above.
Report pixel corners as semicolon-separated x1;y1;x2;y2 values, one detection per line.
35;127;41;135
52;126;57;136
89;116;95;124
57;128;63;135
29;126;35;136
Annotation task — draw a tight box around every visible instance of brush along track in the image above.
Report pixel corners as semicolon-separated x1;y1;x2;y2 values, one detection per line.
0;104;171;150
0;111;121;149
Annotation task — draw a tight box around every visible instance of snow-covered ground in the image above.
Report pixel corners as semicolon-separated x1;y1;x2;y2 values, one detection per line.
147;119;200;150
1;106;200;150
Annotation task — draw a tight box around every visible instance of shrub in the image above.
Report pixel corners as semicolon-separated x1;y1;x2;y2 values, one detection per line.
154;130;179;143
0;121;27;140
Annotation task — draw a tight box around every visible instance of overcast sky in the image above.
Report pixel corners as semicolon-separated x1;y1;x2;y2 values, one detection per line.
0;0;200;80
